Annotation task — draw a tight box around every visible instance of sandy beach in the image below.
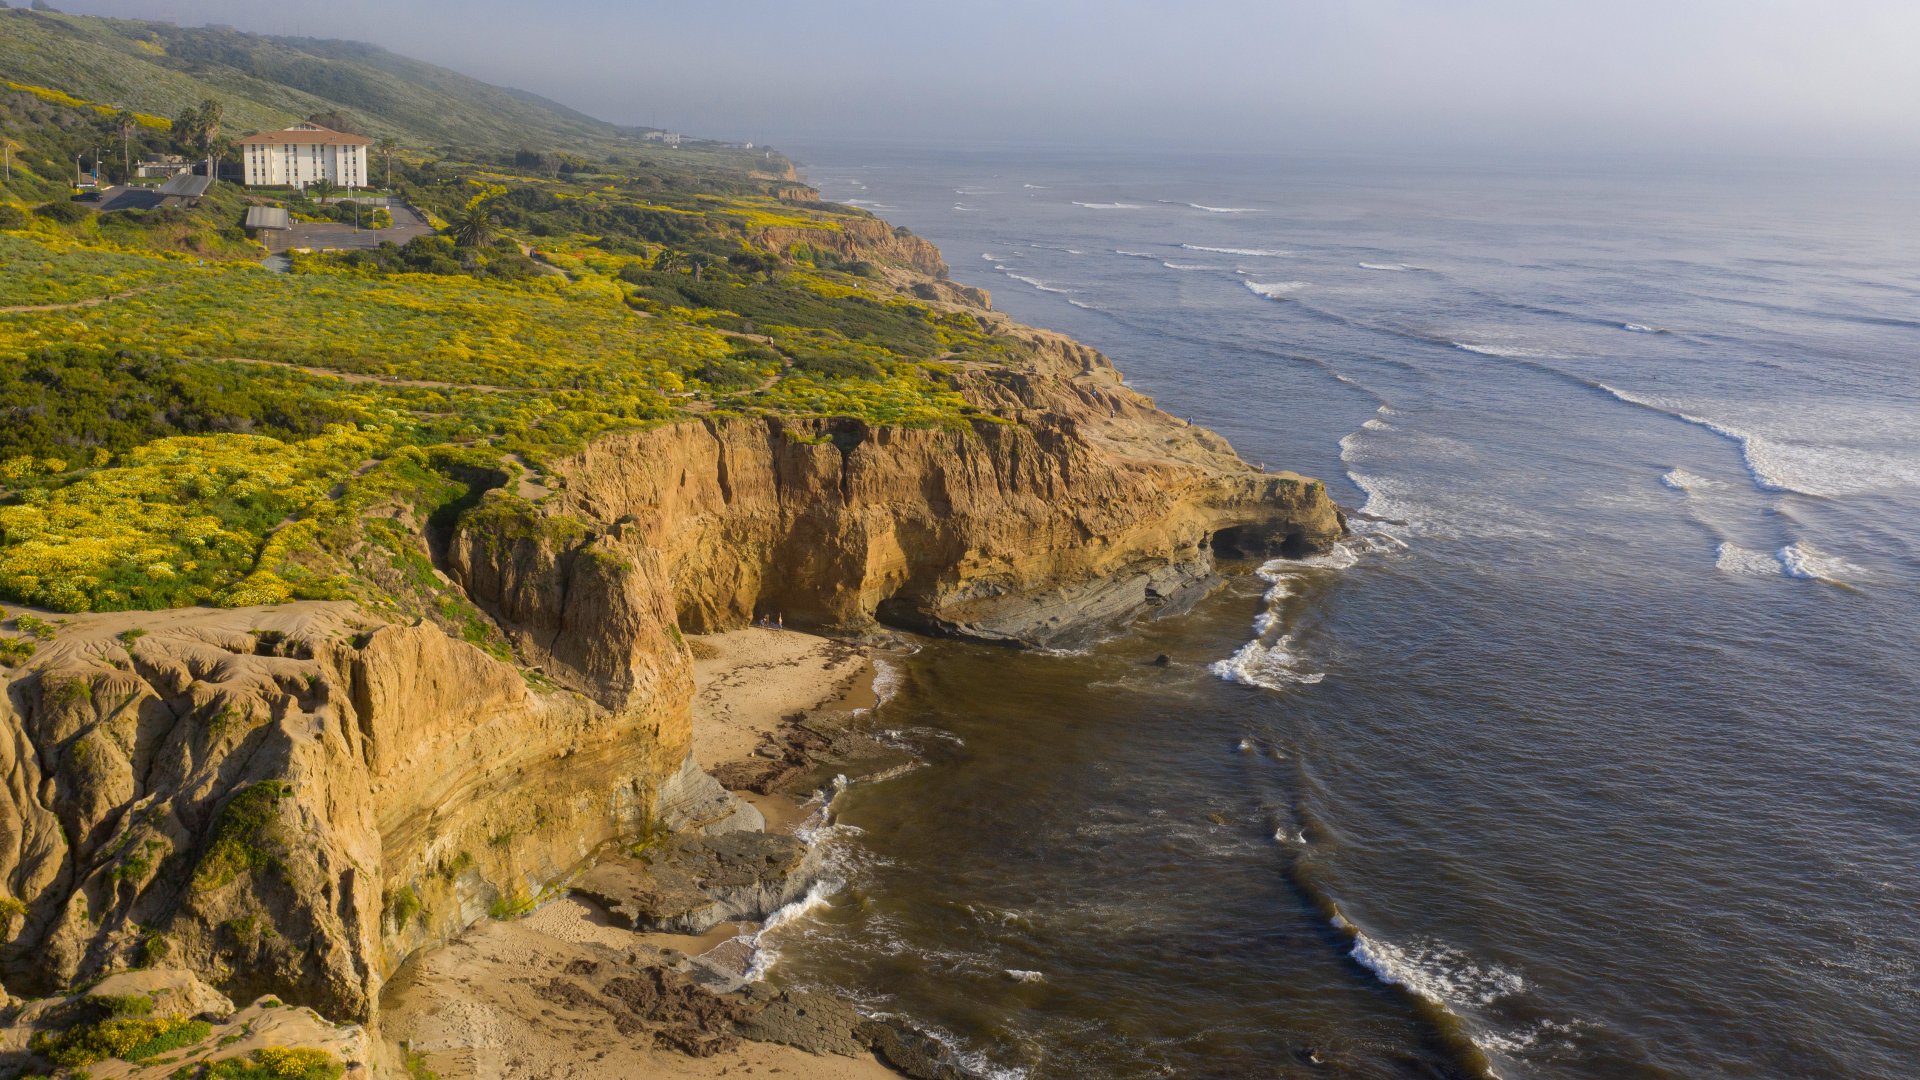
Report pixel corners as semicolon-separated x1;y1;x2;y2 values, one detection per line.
687;626;875;772
383;627;896;1079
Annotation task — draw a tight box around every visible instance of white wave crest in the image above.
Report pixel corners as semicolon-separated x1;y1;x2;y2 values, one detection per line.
1182;243;1295;257
1244;280;1311;299
1065;298;1102;311
1660;468;1718;491
1778;541;1858;584
1622;322;1668;333
1187;203;1263;213
1452;341;1570;360
1714;542;1780;578
1348;931;1525;1008
1161;261;1216;271
1114;249;1159;259
871;655;904;707
1004;969;1045;983
1072;201;1146;209
1358;261;1419;272
1596;384;1920;498
1210;635;1325;690
1022;183;1048;189
1003;273;1075;294
951;204;984;212
743;878;840;982
954;188;1000;195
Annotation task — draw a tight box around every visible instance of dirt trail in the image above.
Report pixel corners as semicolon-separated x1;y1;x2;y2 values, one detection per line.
0;285;164;314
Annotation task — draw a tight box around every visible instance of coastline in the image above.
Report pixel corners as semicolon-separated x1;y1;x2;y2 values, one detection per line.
381;627;914;1079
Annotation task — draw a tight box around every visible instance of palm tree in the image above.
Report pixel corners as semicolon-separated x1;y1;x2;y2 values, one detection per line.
307;177;338;202
378;135;397;189
451;202;496;248
192;98;222;176
114;109;136;182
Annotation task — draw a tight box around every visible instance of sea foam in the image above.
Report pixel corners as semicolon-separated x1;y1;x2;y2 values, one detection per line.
1003;272;1075;294
1244;280;1311;299
1182;243;1295;257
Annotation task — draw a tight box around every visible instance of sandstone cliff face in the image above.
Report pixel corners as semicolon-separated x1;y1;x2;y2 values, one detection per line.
0;219;1342;1032
0;602;688;1023
462;329;1342;648
756;218;952;280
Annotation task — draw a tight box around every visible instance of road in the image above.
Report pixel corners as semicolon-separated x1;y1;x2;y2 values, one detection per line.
263;203;435;253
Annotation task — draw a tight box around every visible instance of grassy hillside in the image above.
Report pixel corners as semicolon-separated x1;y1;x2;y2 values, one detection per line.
0;7;738;160
0;26;1041;630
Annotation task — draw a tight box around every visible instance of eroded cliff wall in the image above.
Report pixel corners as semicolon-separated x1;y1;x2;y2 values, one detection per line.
0;243;1341;1031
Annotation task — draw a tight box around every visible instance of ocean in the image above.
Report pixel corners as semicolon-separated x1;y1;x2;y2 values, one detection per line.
762;144;1920;1079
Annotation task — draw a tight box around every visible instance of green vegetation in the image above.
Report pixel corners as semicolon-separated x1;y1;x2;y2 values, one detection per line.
190;780;293;892
0;11;1038;624
181;1046;346;1080
404;1047;440;1080
0;635;34;666
29;1012;211;1066
385;883;422;929
487;890;534;921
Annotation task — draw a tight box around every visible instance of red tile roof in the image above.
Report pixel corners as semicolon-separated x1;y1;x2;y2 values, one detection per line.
239;124;373;147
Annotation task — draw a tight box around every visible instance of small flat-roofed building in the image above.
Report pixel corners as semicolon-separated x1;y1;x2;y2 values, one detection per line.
238;123;371;189
134;154;188;178
156;171;214;206
244;206;291;231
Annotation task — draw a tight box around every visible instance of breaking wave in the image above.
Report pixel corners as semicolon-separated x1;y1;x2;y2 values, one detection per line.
1359;262;1421;272
1245;280;1311;299
1452;341;1572;360
1660;468;1717;491
1004;272;1075;294
1184;203;1263;213
1778;541;1859;584
1714;541;1859;584
1162;261;1217;271
1343;922;1525;1010
1596;384;1920;498
951;204;985;212
1072;201;1147;209
744;878;841;982
1182;243;1295;257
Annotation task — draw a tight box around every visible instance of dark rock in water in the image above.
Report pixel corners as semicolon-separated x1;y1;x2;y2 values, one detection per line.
573;831;820;934
858;1019;975;1080
1152;653;1171;667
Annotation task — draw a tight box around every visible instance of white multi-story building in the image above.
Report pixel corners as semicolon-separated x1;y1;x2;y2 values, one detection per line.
238;123;372;189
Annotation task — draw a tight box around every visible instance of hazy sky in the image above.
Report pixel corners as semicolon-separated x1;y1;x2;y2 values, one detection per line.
57;0;1920;157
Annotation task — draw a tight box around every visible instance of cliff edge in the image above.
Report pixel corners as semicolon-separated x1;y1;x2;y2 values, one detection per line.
0;209;1341;1049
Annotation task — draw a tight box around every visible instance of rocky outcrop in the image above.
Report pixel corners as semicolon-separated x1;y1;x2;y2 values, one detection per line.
573;831;820;935
467;326;1342;650
0;221;1340;1039
756;217;952;280
0;603;687;1023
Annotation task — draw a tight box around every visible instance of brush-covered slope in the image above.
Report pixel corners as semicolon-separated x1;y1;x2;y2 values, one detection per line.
0;20;1343;1049
0;7;705;155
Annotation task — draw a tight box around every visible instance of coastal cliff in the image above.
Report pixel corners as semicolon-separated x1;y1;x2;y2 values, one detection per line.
0;207;1341;1051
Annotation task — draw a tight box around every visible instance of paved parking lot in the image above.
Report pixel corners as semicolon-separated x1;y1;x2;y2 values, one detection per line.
263;203;434;253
